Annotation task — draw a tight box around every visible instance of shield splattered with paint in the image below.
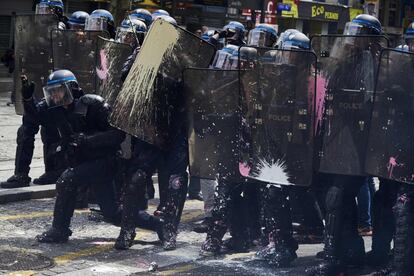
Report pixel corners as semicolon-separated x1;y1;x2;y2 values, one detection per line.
184;69;241;180
238;47;317;186
365;49;414;185
95;37;133;106
14;14;59;115
311;35;388;176
51;29;110;94
109;19;215;148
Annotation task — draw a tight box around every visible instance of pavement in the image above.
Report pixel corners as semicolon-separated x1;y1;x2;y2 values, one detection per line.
0;90;381;275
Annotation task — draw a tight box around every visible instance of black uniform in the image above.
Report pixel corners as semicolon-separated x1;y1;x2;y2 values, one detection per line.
32;94;125;242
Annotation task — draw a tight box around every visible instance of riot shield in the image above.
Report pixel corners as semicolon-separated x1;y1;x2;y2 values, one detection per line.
184;69;241;180
51;29;110;94
311;35;388;176
109;19;215;148
14;14;59;115
95;37;133;106
365;49;414;184
238;47;317;186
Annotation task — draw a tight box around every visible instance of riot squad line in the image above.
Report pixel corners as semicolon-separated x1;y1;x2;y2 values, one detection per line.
2;0;414;274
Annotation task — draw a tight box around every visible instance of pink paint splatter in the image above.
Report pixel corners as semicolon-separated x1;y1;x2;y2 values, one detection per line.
314;75;327;135
387;156;404;178
96;49;109;81
239;162;251;177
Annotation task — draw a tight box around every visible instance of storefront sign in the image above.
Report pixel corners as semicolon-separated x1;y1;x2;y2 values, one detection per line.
299;2;342;22
281;0;298;18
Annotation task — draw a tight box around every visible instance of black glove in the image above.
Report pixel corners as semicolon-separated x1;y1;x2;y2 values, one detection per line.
70;133;88;148
21;75;35;100
218;30;228;39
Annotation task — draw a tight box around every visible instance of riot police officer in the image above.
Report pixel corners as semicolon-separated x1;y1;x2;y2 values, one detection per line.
115;15;189;251
1;0;69;188
209;21;246;49
307;14;384;275
28;70;123;242
254;29;312;268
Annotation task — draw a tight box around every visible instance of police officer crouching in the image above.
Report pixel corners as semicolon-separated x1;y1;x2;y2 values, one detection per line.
21;70;125;242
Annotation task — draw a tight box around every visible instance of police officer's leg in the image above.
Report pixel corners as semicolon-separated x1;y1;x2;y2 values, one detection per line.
159;134;189;250
339;178;365;266
257;184;298;267
33;127;64;185
36;158;113;243
391;183;414;275
224;182;250;252
244;182;262;243
306;174;347;275
1;118;38;188
115;143;160;250
367;178;397;265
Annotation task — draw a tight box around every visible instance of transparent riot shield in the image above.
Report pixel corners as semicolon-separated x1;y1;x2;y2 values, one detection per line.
238;47;317;186
311;35;388;176
95;37;133;106
51;29;110;94
109;19;215;148
14;14;59;115
184;69;241;180
365;49;414;184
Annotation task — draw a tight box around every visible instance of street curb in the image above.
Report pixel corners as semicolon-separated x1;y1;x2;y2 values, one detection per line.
0;184;56;204
0;175;159;204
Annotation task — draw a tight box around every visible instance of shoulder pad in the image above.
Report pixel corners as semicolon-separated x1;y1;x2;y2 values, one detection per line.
79;94;105;106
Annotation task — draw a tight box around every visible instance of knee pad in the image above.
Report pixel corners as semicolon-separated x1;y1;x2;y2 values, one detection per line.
56;168;76;194
168;174;188;190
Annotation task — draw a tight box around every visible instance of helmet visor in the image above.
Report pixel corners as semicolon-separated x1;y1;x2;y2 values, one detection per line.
344;22;372;36
85;17;107;31
116;29;138;46
248;29;274;47
68;22;84;30
36;3;53;15
43;82;74;108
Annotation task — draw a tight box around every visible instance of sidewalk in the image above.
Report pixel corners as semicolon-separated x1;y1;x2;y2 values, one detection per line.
0;91;55;203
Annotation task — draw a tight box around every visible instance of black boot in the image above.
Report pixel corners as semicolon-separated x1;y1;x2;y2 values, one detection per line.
193;217;213;233
1;174;31;188
33;171;61;185
200;218;227;256
222;235;250;253
306;213;345;276
114;228;136;250
200;235;222;257
268;244;298;268
36;227;72;243
161;222;177;251
256;231;298;268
